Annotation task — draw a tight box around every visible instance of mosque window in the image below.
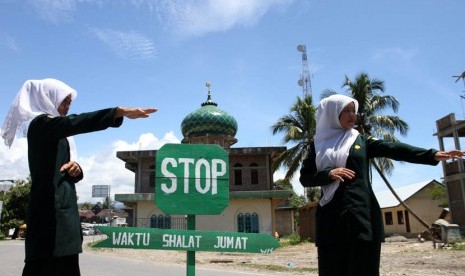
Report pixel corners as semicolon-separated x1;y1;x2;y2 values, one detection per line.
250;163;259;185
149;165;155;187
150;214;171;229
234;163;243;185
237;212;259;233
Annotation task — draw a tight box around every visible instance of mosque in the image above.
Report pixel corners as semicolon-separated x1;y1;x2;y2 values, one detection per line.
114;85;293;235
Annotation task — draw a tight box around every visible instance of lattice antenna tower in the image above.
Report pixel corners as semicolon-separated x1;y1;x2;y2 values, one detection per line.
297;44;312;100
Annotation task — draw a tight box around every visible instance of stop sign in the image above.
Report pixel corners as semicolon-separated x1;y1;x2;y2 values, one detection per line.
155;144;229;215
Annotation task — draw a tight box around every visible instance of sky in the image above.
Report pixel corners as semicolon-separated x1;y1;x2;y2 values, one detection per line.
0;0;464;204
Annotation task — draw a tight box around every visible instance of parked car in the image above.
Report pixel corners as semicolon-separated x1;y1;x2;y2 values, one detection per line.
82;227;95;236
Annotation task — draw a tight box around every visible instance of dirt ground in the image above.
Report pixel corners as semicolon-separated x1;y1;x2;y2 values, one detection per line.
85;235;465;275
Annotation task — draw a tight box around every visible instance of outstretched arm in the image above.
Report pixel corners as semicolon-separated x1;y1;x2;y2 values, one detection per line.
115;107;157;119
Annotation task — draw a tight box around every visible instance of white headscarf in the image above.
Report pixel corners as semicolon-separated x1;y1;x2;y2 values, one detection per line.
1;78;78;160
314;94;359;206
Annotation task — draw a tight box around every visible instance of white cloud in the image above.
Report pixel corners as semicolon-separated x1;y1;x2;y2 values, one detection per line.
0;33;21;53
273;169;305;195
371;47;418;63
26;0;293;42
76;131;180;203
89;27;158;60
1;130;310;202
29;0;77;24
0;131;180;203
0;138;29;181
154;0;293;38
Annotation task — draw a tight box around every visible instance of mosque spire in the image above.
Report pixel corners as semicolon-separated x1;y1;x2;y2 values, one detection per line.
202;81;217;106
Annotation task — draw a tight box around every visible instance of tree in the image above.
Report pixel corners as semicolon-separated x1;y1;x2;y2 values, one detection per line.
306;186;321;202
271;95;317;181
342;72;408;174
274;179;306;206
102;196;111;209
274;179;293;191
275;178;320;202
431;184;448;207
78;202;93;210
0;178;31;238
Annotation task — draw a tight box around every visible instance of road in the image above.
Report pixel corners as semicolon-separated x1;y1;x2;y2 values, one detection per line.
0;238;270;276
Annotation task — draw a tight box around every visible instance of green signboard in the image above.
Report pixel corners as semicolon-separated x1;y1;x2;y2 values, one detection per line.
155;144;229;215
94;226;279;254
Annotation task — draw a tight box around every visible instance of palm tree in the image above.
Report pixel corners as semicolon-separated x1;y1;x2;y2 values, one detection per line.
343;72;409;174
342;73;435;230
271;95;316;181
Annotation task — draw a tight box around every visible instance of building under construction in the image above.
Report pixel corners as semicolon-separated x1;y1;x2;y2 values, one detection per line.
435;113;465;233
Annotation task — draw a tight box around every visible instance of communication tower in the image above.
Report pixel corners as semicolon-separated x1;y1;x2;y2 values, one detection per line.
297;44;312;99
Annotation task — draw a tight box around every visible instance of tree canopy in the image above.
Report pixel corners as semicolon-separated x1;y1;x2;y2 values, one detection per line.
0;178;31;238
271;95;316;181
343;72;408;174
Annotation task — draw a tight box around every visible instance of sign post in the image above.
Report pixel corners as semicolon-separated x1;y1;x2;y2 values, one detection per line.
93;144;279;275
93;226;280;253
156;143;229;276
155;143;229;215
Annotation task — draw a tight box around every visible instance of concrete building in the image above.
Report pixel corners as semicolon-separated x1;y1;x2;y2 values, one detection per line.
114;89;292;235
435;113;465;233
377;180;447;237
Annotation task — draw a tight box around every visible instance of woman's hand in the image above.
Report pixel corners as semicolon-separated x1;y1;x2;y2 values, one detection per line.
116;107;157;119
435;150;465;161
329;167;355;182
60;161;82;177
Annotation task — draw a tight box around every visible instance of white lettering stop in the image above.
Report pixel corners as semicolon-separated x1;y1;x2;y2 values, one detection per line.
160;157;227;195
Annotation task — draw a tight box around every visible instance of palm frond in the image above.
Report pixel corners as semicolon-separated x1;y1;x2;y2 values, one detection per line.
271;95;316;180
344;72;408;175
369;115;409;137
372;95;400;113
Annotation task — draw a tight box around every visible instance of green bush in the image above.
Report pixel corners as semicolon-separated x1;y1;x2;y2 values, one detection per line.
453;242;465;250
279;233;302;246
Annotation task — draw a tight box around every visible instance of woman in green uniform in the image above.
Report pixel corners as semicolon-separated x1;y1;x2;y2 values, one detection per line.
1;78;156;276
299;94;462;276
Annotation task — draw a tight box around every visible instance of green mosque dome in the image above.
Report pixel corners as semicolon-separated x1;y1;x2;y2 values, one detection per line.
181;91;238;138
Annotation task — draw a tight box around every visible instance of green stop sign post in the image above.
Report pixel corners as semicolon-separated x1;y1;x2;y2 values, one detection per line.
155;143;229;215
93;144;280;276
155;143;229;275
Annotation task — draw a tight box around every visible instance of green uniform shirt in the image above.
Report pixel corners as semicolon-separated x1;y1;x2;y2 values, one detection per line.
25;108;122;261
300;134;439;247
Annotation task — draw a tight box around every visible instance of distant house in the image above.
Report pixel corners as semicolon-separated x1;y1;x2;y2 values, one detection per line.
79;210;94;221
274;199;297;237
376;180;447;237
298;201;318;242
79;209;127;224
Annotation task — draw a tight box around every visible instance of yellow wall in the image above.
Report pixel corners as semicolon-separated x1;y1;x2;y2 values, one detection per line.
133;198;274;234
383;184;447;236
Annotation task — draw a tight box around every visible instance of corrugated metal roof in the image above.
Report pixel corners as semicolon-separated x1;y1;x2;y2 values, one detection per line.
375;180;437;208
